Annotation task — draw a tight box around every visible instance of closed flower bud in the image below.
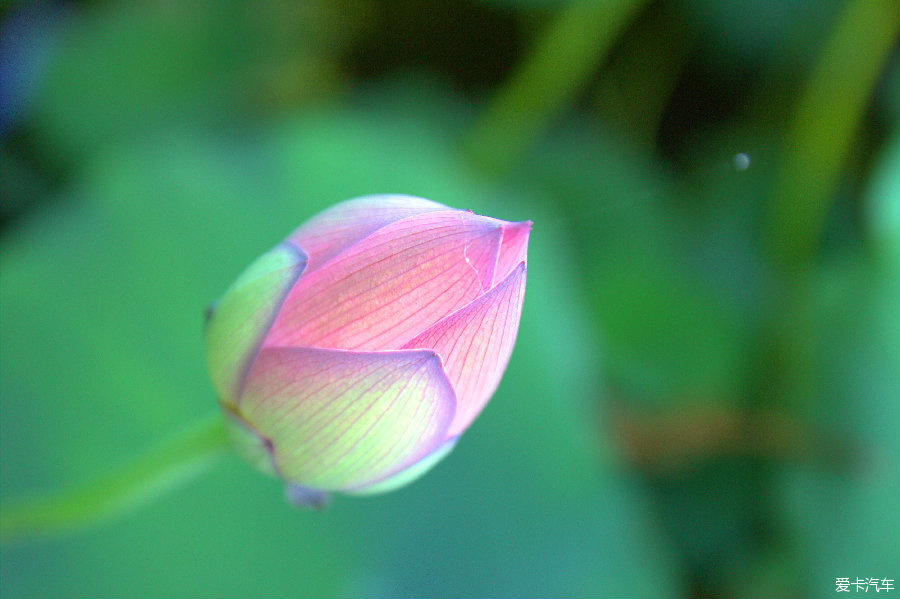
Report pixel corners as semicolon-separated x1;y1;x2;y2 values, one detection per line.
204;195;530;505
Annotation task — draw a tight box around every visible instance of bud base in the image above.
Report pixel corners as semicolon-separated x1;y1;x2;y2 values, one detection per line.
285;484;331;510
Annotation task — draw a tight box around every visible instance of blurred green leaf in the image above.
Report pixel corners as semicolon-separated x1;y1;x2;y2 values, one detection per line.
865;135;900;259
525;123;752;407
26;0;346;164
677;0;842;66
780;249;900;598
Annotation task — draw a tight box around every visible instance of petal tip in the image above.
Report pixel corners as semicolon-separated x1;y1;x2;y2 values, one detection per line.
494;221;530;283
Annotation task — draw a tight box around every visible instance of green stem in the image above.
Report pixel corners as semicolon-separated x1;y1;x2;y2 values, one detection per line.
1;412;230;544
464;0;648;173
767;0;900;273
593;0;693;144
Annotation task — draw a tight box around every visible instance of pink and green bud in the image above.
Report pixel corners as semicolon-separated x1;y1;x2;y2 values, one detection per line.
204;195;530;504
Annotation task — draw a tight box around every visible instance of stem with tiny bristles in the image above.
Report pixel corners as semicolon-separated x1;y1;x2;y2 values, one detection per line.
1;412;230;544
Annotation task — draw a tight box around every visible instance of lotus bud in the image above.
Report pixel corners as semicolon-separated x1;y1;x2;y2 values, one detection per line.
204;195;530;505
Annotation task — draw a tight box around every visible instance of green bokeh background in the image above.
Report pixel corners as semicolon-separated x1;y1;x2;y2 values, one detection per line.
1;1;897;597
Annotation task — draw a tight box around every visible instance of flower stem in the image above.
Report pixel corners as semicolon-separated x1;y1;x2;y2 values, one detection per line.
766;0;900;273
1;412;230;544
464;0;649;173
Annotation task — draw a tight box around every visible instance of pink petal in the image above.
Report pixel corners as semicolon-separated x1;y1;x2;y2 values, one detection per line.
266;211;503;351
288;195;448;272
238;346;456;492
494;220;531;285
403;261;526;437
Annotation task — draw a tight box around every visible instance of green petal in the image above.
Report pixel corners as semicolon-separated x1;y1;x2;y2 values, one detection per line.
238;347;456;492
204;243;306;404
347;437;458;496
